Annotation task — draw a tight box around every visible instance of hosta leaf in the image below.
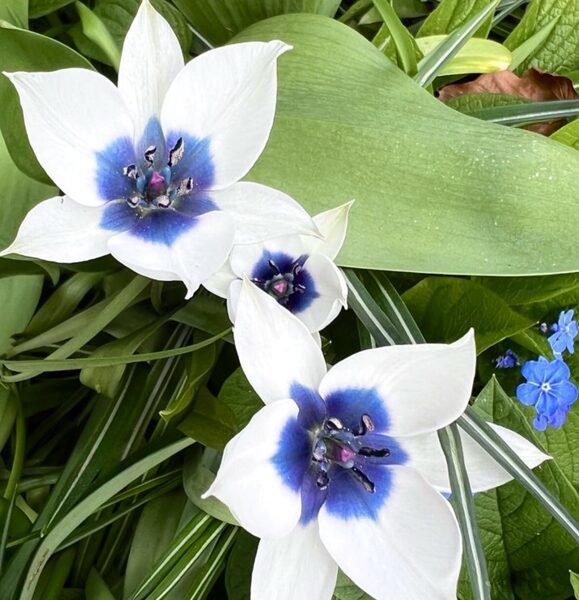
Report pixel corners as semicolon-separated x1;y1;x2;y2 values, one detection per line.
234;14;579;276
505;0;579;74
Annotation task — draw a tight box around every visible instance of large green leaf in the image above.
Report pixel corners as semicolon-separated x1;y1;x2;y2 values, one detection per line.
505;0;579;74
234;15;579;276
172;0;341;46
472;378;579;600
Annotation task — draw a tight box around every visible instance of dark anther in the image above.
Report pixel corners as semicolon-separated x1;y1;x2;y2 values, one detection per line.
268;259;281;274
351;467;375;493
358;447;391;458
168;137;184;167
177;177;194;196
326;417;343;431
122;164;138;179
354;414;375;436
144;145;157;165
316;471;329;490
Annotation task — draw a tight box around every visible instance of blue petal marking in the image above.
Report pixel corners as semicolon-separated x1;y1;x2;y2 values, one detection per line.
300;466;328;525
96;136;136;202
127;210;197;246
324;463;393;521
165;131;215;191
251;251;319;314
290;383;326;430
100;200;140;232
136;117;166;169
324;387;390;433
176;192;218;219
271;416;311;493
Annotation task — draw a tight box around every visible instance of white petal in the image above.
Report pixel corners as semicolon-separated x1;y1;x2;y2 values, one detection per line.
107;210;234;299
210;182;318;244
203;399;303;539
0;196;111;262
161;41;291;189
118;0;184;141
304;201;354;259
318;465;462;600
233;279;327;403
318;330;476;437
402;423;550;494
226;278;242;323
203;261;237;298
297;254;347;332
252;522;337;600
5;69;133;207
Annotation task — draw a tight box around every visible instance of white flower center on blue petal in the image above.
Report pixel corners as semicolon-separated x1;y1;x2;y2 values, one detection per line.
123;138;192;212
541;382;552;392
311;414;390;494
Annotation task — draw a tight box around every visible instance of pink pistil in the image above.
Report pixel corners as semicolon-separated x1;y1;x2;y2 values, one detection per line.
148;171;166;195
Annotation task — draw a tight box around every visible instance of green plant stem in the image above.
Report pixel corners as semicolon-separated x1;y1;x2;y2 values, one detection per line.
438;425;491;600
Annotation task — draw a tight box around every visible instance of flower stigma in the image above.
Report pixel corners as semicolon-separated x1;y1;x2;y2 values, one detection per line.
310;413;391;494
252;257;307;305
122;138;194;212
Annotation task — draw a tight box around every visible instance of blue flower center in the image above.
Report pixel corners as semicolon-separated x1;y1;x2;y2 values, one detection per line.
253;257;307;305
250;251;319;314
124;139;194;212
310;414;390;493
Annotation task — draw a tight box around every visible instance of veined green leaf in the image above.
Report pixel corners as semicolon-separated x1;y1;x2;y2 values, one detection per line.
551;118;579;150
464;379;579;598
29;0;74;19
234;14;579;276
505;0;579;73
402;276;535;353
416;35;511;76
509;16;559;71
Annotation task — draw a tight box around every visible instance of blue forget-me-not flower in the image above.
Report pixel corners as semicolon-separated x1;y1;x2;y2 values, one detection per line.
495;349;519;369
0;1;317;298
548;309;578;355
204;281;548;600
517;356;578;431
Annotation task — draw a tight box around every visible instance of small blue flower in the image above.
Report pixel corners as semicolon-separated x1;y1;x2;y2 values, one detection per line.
495;349;519;369
516;356;578;431
548;309;578;355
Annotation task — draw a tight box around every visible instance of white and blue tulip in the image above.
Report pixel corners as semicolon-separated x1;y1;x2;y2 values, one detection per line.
0;1;315;298
204;282;550;600
204;202;351;332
